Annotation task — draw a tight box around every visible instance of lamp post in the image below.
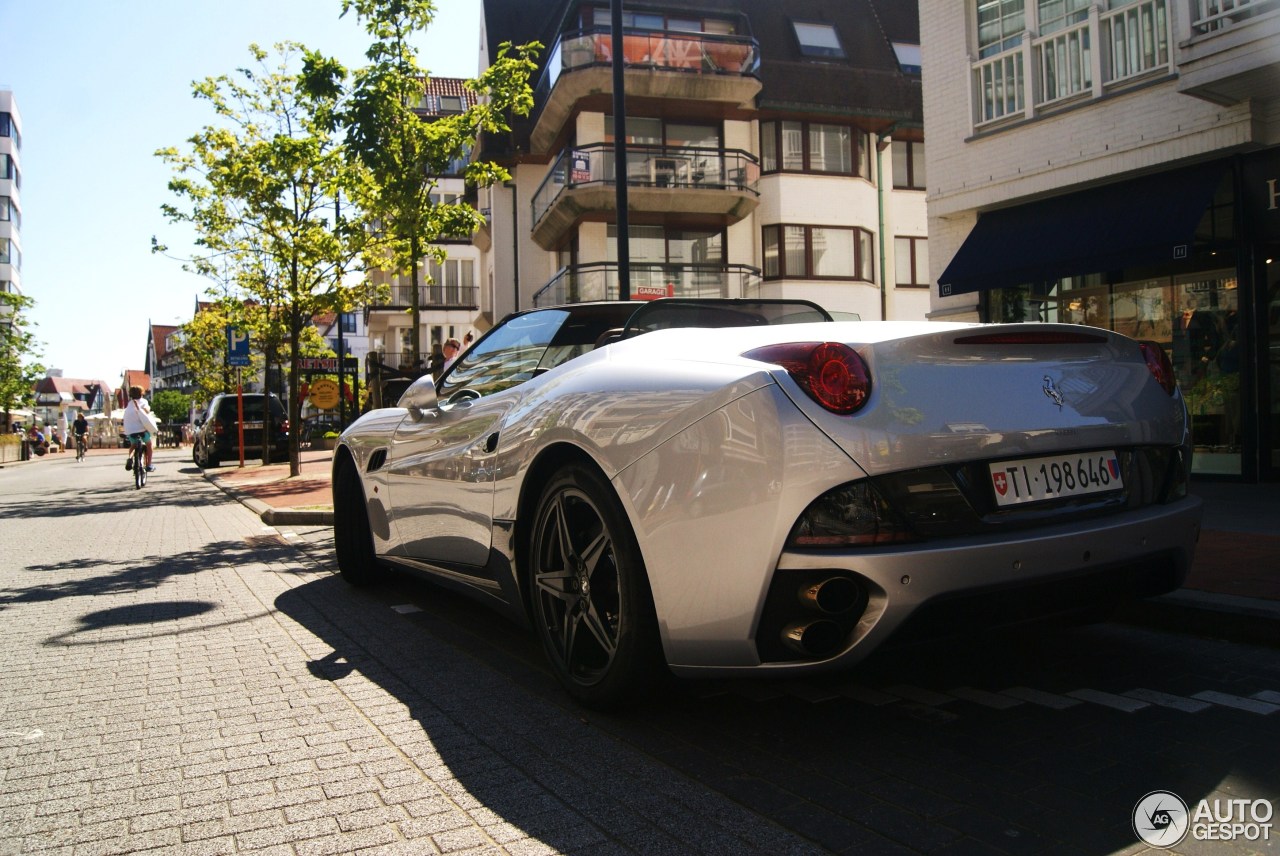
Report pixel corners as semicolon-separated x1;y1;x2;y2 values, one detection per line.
611;0;630;300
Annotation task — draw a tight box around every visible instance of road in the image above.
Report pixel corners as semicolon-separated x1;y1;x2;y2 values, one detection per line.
1;448;1277;854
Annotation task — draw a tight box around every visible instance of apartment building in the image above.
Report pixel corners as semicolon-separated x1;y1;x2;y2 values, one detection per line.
470;0;927;328
1;90;21;304
921;0;1280;481
364;78;485;405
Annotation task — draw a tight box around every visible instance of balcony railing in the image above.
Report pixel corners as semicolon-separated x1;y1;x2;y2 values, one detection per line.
1192;0;1277;32
367;284;479;310
972;0;1171;128
532;262;760;308
531;143;760;226
367;350;432;374
535;26;760;101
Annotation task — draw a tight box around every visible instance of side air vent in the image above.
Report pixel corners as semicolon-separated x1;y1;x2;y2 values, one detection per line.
367;449;388;473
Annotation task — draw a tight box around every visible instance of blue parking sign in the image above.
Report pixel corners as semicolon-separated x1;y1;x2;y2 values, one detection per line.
226;326;250;366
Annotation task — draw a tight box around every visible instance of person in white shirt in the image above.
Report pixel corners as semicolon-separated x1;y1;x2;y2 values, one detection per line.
442;337;463;373
121;385;156;472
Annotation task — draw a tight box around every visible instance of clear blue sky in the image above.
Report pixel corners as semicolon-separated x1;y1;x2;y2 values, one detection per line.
0;0;481;384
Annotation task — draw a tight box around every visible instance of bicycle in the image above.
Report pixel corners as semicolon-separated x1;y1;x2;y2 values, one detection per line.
75;433;87;462
125;432;148;489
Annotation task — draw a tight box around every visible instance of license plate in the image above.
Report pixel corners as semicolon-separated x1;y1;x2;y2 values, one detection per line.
988;451;1123;507
241;421;263;430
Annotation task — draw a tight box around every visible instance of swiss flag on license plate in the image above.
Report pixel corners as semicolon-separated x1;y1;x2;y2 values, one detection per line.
992;471;1008;496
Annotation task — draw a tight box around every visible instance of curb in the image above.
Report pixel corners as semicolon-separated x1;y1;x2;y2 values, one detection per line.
204;472;333;527
1114;589;1280;648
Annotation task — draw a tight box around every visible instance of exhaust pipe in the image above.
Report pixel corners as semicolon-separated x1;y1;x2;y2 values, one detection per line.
781;619;845;658
799;576;863;615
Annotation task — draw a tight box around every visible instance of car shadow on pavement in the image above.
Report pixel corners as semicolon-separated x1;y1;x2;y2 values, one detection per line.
4;537;299;608
271;568;1280;855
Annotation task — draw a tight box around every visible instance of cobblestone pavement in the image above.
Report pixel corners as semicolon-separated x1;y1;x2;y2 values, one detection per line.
0;450;818;855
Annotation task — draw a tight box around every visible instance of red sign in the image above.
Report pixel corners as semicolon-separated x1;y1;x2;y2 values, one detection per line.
632;284;675;301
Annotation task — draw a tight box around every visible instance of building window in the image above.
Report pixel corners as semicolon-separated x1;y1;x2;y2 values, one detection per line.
588;7;738;34
791;20;845;59
894;237;929;287
0;113;16;149
976;0;1026;58
1037;0;1091;34
427;258;475;303
339;312;357;334
761;121;871;178
809;124;853;173
0;196;9;220
762;224;874;282
891;141;927;190
892;42;922;74
0;154;18;189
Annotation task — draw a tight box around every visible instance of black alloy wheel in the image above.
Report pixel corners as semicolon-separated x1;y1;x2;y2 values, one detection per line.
529;463;663;709
333;454;383;587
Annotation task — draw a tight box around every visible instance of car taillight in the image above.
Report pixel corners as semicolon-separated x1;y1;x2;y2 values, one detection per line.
280;419;289;434
1138;341;1177;396
744;342;871;415
213;419;224;436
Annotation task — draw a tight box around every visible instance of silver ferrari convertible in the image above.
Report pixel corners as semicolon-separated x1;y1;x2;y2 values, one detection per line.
333;299;1202;708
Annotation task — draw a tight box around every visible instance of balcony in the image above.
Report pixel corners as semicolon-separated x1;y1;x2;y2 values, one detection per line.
530;27;761;154
531;261;761;307
366;284;479;311
367;350;432;375
530;143;760;249
971;0;1175;128
1178;0;1280;105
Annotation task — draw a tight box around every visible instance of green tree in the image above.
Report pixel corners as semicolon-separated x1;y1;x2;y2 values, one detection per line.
304;0;539;365
179;297;242;403
157;42;377;476
0;290;45;429
151;389;193;424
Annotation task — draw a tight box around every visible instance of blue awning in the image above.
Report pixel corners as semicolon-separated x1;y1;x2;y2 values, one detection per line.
938;161;1226;296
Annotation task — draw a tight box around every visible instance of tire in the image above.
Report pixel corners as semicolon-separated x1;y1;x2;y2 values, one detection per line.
528;463;664;709
333;454;383;586
135;451;146;489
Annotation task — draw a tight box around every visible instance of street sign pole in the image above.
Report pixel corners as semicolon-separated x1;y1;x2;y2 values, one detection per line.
237;368;245;469
227;326;250;469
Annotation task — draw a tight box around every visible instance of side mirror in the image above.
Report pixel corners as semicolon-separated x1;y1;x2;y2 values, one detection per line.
194;419;203;428
399;374;438;419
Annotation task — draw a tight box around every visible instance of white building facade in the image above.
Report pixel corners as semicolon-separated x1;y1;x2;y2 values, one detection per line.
0;90;22;304
921;0;1280;480
472;0;930;328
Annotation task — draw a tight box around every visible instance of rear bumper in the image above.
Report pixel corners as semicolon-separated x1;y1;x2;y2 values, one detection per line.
670;496;1202;676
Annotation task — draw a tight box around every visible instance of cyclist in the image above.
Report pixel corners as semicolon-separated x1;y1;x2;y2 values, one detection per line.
121;385;156;472
72;412;89;461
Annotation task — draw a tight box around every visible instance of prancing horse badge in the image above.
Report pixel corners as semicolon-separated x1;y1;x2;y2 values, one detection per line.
1042;375;1064;410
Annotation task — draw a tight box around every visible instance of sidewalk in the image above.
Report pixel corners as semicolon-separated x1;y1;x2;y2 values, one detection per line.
205;450;1280;644
203;447;336;526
